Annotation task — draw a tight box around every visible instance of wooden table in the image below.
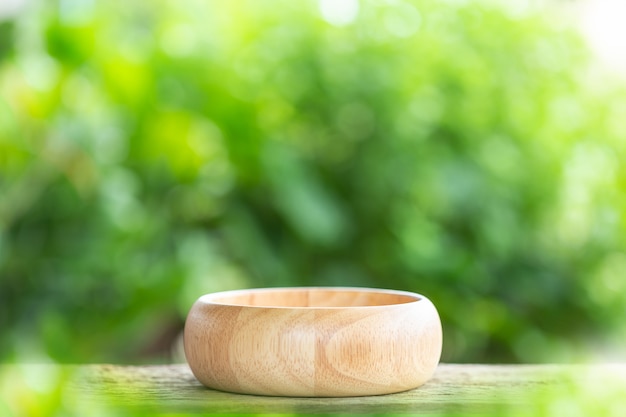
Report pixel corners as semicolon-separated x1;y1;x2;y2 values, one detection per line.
2;363;626;415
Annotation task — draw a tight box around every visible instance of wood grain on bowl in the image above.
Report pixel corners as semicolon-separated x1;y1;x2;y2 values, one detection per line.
184;287;442;397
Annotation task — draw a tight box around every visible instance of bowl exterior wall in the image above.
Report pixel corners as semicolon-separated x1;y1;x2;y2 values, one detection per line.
184;296;442;397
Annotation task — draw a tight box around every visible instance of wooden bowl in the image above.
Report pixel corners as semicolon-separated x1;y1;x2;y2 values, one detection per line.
184;287;442;397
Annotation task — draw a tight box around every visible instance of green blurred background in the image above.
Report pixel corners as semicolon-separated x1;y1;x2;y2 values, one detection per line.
1;0;625;365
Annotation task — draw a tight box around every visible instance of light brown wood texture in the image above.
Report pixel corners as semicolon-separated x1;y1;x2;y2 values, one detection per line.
64;363;626;414
183;287;442;397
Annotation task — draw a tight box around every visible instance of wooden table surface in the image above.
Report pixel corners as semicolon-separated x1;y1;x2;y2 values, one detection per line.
2;363;625;415
62;363;625;414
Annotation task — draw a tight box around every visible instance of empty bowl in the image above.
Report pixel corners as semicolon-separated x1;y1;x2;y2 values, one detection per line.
184;287;442;397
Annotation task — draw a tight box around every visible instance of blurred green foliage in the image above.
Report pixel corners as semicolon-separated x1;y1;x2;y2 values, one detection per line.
1;0;625;364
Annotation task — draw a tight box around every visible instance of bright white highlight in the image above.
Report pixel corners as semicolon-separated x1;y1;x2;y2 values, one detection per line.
319;0;359;27
580;0;626;72
0;0;26;20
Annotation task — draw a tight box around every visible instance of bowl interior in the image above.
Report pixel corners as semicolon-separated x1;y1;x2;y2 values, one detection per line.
204;288;420;308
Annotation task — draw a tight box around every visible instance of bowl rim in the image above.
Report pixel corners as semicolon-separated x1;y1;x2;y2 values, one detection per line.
195;286;428;310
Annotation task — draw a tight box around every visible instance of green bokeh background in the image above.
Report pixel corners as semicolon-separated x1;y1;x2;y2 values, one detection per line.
1;0;625;366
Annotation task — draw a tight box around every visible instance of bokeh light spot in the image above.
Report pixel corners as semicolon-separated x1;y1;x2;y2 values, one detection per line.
319;0;359;26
